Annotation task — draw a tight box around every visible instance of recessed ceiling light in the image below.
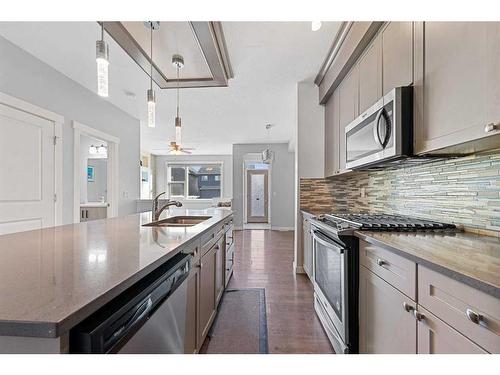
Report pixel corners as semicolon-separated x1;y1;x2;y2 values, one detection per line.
311;21;322;32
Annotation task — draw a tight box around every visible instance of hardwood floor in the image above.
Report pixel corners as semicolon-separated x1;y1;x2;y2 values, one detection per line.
227;229;334;354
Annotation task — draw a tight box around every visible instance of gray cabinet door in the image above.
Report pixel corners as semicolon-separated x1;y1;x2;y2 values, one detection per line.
338;66;358;171
199;245;216;342
359;266;417;354
382;22;413;95
416;22;500;154
417;306;487;354
324;88;340;176
302;218;313;278
485;22;500;133
358;35;382;114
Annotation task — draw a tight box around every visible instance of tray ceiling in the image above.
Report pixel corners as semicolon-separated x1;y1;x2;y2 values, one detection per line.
102;21;233;89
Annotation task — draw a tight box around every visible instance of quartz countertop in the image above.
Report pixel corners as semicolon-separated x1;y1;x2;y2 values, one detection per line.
356;230;500;298
80;202;107;208
0;208;233;338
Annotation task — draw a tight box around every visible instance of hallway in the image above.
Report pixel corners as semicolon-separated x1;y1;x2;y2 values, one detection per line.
228;229;334;354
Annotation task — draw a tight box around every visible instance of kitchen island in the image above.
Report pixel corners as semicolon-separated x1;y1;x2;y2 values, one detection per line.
0;208;233;353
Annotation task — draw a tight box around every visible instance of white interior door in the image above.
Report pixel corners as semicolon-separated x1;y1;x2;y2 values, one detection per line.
0;103;56;235
246;169;269;223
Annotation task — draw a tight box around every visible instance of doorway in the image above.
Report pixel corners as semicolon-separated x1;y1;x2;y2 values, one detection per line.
243;155;271;229
73;121;119;223
246;169;269;223
0;92;63;235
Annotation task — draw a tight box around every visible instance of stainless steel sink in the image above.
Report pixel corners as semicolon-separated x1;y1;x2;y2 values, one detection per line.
143;216;211;227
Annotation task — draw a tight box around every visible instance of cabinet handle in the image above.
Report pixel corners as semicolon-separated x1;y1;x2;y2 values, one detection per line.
466;308;483;324
413;310;425;321
376;258;387;267
484;123;498;133
403;302;415;313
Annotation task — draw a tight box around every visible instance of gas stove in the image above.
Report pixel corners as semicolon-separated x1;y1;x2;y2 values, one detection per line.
314;212;456;234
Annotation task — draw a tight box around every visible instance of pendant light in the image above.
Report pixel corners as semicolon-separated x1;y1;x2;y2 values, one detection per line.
96;23;109;97
172;54;184;145
145;22;159;128
262;124;275;164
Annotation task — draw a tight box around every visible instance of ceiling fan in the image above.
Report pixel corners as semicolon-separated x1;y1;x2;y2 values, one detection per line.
168;141;194;155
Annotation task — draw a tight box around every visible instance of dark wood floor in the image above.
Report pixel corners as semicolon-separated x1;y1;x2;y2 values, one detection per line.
227;229;334;354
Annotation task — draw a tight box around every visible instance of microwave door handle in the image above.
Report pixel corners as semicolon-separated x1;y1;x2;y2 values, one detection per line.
373;108;384;147
312;231;344;254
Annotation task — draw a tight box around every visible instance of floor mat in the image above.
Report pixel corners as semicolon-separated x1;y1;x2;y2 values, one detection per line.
200;288;268;354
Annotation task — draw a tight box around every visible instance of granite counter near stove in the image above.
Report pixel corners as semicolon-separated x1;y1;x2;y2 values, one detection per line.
356;230;500;298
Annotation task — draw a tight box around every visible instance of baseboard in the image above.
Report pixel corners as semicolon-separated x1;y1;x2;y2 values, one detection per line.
293;261;305;274
271;226;294;231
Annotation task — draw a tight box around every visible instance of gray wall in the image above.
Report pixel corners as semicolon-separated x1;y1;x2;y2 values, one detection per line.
0;36;140;223
232;143;295;229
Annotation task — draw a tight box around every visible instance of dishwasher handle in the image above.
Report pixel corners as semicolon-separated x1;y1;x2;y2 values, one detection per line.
105;297;153;348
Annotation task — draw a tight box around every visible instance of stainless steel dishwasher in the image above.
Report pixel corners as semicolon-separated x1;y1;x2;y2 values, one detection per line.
70;253;190;354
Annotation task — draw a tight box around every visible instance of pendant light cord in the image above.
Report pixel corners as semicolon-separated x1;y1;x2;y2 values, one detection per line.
150;24;153;91
176;66;180;118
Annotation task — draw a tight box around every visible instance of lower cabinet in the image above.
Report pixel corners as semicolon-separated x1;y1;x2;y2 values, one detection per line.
302;216;313;279
199;244;217;344
215;236;225;306
417;306;487;354
184;264;200;354
359;239;499;354
359;265;417;354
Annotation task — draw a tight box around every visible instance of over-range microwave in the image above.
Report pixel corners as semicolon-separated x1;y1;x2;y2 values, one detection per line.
345;87;413;170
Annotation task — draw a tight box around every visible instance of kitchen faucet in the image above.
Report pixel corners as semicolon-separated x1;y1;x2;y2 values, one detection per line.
152;192;183;221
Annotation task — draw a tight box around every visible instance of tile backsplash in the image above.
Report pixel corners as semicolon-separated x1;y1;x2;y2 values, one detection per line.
300;149;500;236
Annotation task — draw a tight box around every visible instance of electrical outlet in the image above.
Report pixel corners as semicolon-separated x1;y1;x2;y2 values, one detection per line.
360;187;366;198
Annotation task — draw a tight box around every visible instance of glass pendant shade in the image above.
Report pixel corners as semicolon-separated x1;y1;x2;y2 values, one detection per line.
89;145;98;155
147;89;156;128
96;40;109;97
175;116;182;145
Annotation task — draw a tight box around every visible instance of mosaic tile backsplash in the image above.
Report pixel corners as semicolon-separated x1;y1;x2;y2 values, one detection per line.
300;149;500;237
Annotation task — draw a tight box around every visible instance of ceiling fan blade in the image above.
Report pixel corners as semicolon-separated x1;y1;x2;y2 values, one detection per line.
181;150;192;154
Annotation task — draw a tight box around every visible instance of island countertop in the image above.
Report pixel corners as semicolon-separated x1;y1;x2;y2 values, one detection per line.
0;208;233;338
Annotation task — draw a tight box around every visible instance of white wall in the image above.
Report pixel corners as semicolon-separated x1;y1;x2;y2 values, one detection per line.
153;154;233;209
232;143;295;229
293;82;325;273
0;36;140;223
297;82;325;178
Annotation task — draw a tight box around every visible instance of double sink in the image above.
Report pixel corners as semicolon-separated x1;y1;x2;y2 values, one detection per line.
143;215;211;228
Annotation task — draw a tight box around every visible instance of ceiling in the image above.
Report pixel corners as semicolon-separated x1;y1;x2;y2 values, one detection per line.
0;21;341;155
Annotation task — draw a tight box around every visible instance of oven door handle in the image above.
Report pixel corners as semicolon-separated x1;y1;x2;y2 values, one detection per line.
311;230;344;254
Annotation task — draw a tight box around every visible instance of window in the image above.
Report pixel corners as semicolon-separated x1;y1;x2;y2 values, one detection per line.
167;163;222;199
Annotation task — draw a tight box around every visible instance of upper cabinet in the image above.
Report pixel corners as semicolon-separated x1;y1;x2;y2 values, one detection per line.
415;22;500;154
382;22;413;95
358;35;382;114
338;65;358;172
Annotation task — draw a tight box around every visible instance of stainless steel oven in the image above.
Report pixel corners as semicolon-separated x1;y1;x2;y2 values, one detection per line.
345;86;413;169
312;229;348;353
310;218;358;354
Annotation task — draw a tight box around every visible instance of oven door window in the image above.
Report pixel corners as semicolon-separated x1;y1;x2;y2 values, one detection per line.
313;233;344;323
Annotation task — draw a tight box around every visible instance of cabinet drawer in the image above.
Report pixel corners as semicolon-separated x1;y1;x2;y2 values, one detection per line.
418;266;500;353
200;223;225;255
359;239;416;299
182;239;200;263
417;306;487;354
